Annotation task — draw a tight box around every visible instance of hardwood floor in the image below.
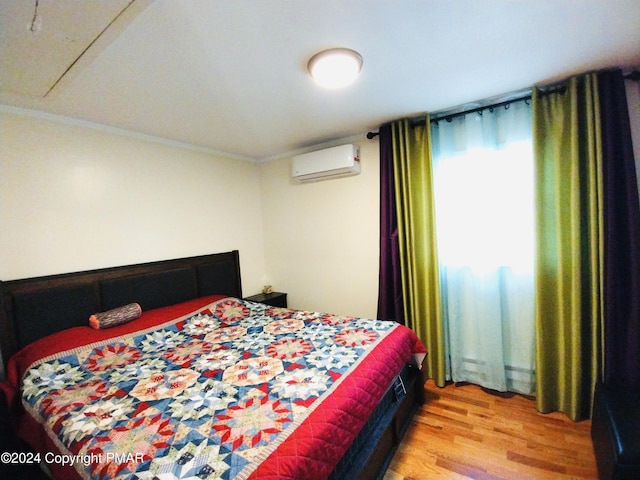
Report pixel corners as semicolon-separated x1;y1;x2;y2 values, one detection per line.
384;380;599;480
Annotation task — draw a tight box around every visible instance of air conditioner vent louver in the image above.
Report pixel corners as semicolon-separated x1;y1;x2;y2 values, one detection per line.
291;144;360;182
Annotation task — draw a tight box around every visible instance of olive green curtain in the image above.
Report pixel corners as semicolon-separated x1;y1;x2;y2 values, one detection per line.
391;117;446;386
532;73;604;421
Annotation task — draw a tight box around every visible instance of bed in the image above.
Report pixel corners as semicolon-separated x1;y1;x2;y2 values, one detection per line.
0;250;426;479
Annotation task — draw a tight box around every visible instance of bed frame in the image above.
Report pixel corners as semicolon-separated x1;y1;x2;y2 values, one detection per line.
0;250;423;480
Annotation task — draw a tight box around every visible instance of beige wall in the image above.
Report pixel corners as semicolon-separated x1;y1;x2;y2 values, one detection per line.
0;109;382;320
259;139;380;318
0;111;266;295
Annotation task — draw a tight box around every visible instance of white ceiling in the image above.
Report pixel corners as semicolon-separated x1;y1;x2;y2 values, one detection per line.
1;0;639;161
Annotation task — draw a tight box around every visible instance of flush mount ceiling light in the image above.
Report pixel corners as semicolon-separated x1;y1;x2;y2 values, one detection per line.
307;48;363;89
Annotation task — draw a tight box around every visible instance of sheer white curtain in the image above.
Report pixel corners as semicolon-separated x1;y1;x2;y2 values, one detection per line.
431;100;535;394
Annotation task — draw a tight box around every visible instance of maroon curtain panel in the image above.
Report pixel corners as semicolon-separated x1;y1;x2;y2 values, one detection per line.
376;123;405;324
599;69;640;388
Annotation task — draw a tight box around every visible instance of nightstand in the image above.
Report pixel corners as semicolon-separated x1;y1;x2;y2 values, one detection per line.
245;292;287;308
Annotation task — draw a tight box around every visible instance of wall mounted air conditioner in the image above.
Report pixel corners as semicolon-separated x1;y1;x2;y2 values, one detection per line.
291;144;360;182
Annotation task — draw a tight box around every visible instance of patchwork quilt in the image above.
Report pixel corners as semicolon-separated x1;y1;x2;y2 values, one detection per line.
14;297;426;480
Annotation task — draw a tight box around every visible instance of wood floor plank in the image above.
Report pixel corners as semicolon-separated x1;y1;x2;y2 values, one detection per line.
384;380;599;480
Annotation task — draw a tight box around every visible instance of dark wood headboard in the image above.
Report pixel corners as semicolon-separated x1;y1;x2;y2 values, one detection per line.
0;250;242;365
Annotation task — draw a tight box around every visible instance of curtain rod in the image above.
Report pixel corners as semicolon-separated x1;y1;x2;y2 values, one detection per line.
624;70;640;81
428;90;533;124
366;89;532;139
367;69;639;139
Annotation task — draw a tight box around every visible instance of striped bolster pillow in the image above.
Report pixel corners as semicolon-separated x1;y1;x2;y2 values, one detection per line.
89;303;142;329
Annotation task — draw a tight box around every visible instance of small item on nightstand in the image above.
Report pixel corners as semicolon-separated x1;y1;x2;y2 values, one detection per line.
262;285;273;294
